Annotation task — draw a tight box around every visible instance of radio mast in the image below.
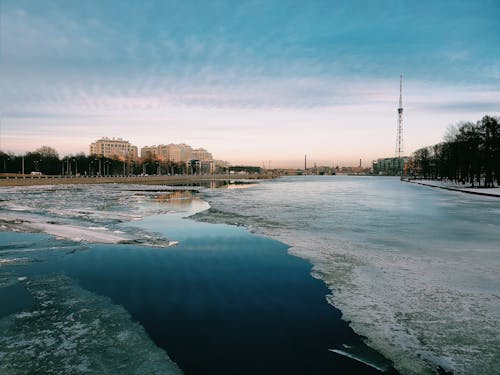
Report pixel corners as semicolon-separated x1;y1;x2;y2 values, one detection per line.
395;74;404;176
396;74;404;159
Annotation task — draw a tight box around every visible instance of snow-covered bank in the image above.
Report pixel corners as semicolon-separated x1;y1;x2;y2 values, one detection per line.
405;179;500;197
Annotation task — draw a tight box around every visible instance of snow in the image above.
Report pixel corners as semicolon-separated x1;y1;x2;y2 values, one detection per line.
408;179;500;197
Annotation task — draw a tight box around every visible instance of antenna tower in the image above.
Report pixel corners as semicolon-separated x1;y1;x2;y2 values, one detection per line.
396;74;404;160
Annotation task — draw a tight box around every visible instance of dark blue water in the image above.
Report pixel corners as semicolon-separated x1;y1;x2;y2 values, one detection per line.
5;215;395;374
0;283;33;318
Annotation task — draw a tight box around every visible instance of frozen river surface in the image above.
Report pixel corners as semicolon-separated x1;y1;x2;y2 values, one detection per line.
195;176;500;374
0;183;396;374
1;178;499;374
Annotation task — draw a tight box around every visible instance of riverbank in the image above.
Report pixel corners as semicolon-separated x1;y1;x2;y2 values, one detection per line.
403;178;500;197
0;173;273;187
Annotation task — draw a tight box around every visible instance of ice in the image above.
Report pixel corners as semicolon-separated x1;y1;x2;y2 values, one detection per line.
0;257;31;265
0;274;182;374
194;176;500;374
29;222;128;243
329;349;388;372
0;184;186;247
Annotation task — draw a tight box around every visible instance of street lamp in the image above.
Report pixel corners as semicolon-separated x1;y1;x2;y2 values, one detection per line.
104;160;110;176
3;156;10;173
96;158;101;176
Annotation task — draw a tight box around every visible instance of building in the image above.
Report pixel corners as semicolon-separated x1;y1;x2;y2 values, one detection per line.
89;137;138;160
165;144;193;163
191;148;213;162
139;143;197;163
140;145;159;160
372;157;408;175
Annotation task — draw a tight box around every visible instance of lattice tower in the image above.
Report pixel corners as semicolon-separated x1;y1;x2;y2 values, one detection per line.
396;74;404;159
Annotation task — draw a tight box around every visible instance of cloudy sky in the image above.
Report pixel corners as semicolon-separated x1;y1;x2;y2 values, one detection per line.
1;0;499;167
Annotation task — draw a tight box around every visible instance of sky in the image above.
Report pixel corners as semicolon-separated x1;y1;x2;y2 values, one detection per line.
1;0;499;167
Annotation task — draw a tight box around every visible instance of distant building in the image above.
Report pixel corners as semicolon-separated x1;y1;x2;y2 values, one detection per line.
191;148;213;162
165;144;193;163
139;143;202;164
372;157;408;175
140;145;159;160
90;137;138;160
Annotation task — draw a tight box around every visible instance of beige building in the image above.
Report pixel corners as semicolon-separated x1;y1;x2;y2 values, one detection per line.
191;148;213;161
168;144;193;163
140;145;159;160
89;137;138;160
141;143;194;163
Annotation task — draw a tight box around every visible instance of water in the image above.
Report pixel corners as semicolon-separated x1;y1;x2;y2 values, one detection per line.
1;178;498;374
0;183;396;374
194;176;500;374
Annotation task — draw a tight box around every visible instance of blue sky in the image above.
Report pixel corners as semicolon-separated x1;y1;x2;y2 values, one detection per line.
1;0;499;166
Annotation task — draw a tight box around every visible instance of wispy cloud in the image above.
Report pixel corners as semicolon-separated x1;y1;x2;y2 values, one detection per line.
1;0;499;163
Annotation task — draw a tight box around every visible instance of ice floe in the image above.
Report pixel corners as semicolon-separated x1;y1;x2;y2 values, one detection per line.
0;274;182;374
0;184;190;247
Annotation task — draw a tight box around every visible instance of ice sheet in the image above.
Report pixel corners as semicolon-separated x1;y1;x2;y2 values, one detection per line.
0;184;186;247
0;274;182;374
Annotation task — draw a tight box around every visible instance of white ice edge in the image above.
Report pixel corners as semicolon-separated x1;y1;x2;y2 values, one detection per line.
329;349;388;372
28;222;127;243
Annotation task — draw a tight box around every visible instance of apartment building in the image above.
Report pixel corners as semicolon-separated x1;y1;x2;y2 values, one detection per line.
191;148;213;161
140;144;195;163
140;145;159;160
89;138;138;159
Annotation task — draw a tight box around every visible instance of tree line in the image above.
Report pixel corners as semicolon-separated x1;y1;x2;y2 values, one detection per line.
0;146;190;176
411;116;500;187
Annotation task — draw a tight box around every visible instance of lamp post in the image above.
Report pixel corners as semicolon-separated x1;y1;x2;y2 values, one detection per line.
104;160;110;176
66;157;71;175
96;158;101;176
73;158;78;176
3;156;10;173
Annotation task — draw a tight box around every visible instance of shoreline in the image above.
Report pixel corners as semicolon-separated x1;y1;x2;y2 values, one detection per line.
403;178;500;198
0;174;273;187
